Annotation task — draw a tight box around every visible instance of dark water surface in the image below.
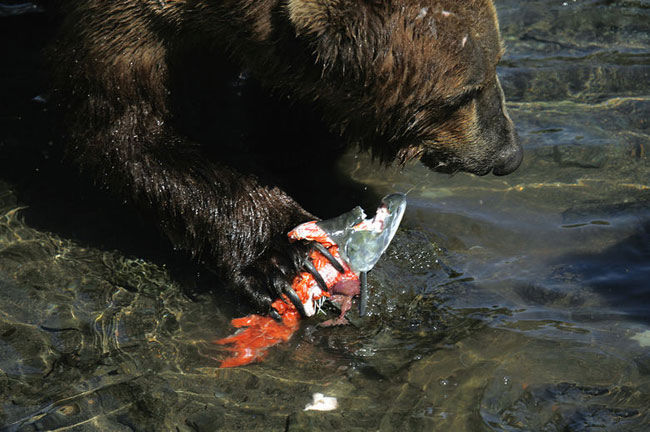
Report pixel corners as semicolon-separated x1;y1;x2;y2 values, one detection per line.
1;1;649;430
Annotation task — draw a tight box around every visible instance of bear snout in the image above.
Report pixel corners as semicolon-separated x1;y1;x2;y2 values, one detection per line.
492;130;523;176
476;77;523;176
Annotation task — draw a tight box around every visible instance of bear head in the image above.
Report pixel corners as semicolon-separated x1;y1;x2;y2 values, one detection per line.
283;0;522;176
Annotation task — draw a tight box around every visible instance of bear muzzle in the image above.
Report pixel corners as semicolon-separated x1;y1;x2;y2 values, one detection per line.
491;132;523;176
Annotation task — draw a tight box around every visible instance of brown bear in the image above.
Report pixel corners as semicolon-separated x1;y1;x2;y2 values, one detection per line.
49;0;522;315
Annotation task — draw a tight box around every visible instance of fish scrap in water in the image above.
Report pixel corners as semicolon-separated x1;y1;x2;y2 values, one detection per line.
304;393;338;411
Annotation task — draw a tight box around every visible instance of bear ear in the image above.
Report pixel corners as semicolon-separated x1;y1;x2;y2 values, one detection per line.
286;0;339;36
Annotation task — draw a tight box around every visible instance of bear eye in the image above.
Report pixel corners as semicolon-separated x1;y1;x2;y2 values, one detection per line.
446;85;482;109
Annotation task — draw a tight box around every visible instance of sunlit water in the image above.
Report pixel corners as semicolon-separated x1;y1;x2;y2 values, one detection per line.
1;1;649;430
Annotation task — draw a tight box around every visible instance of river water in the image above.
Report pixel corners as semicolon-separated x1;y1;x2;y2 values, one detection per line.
1;1;649;430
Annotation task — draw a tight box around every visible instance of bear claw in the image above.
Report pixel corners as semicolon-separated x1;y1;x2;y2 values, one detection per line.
269;308;283;322
312;242;345;273
284;287;307;317
302;259;330;293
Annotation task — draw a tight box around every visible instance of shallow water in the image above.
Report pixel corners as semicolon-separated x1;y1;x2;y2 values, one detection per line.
1;0;649;430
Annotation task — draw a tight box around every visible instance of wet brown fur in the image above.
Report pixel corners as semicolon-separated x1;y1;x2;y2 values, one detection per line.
49;0;519;311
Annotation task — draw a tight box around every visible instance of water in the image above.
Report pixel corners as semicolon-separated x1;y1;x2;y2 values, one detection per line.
1;1;649;430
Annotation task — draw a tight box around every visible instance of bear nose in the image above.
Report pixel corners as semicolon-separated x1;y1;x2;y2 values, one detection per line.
492;134;523;176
